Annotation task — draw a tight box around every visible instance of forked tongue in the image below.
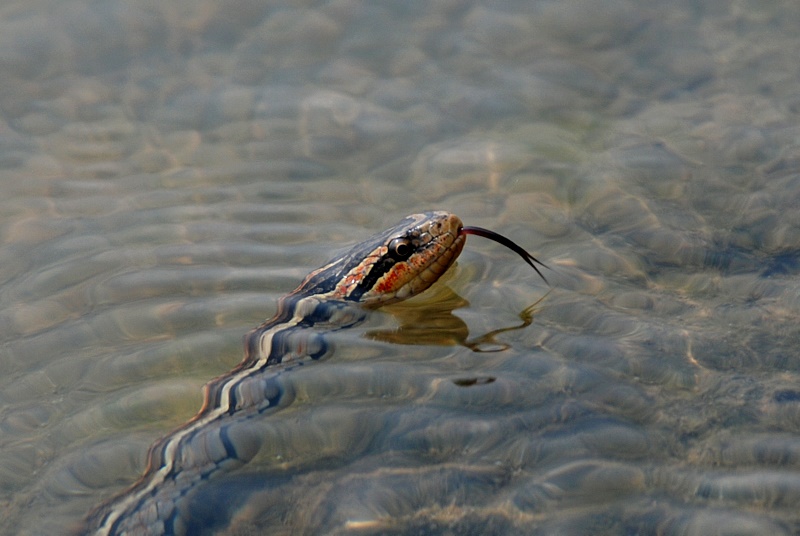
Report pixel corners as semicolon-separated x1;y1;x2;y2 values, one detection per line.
459;226;549;284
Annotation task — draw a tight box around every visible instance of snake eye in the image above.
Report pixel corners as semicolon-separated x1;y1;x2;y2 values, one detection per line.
388;237;413;260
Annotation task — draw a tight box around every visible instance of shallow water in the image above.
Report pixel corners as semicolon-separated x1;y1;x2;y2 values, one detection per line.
2;0;800;534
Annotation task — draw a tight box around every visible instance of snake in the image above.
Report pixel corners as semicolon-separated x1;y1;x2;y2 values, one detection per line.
86;211;547;535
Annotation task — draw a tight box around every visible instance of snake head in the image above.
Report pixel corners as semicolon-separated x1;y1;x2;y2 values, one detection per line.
297;211;466;307
295;210;548;308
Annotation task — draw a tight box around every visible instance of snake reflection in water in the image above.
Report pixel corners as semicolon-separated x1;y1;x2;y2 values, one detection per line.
86;211;548;535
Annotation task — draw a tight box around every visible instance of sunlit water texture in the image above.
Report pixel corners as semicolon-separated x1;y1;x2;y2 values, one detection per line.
2;0;800;534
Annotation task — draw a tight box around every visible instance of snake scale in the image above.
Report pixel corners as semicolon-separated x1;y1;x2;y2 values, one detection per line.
86;211;547;535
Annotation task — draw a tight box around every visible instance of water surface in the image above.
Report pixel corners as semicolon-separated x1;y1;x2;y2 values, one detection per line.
2;0;800;534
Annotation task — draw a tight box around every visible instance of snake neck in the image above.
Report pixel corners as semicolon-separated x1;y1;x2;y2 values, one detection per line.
242;293;366;369
88;294;369;536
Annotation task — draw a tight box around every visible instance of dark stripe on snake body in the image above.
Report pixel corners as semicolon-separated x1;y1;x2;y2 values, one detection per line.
86;212;481;535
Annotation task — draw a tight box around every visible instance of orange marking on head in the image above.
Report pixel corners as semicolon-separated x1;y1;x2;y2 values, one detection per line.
374;262;409;293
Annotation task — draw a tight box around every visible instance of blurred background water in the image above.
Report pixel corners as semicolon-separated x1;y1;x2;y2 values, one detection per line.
2;0;800;534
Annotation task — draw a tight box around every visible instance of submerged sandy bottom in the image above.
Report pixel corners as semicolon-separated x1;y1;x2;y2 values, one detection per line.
1;0;800;534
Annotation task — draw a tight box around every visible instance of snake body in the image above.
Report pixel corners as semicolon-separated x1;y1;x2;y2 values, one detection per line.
87;212;467;535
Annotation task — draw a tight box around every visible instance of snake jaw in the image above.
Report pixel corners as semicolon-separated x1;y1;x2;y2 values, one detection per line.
290;212;464;306
338;211;465;306
363;228;466;306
